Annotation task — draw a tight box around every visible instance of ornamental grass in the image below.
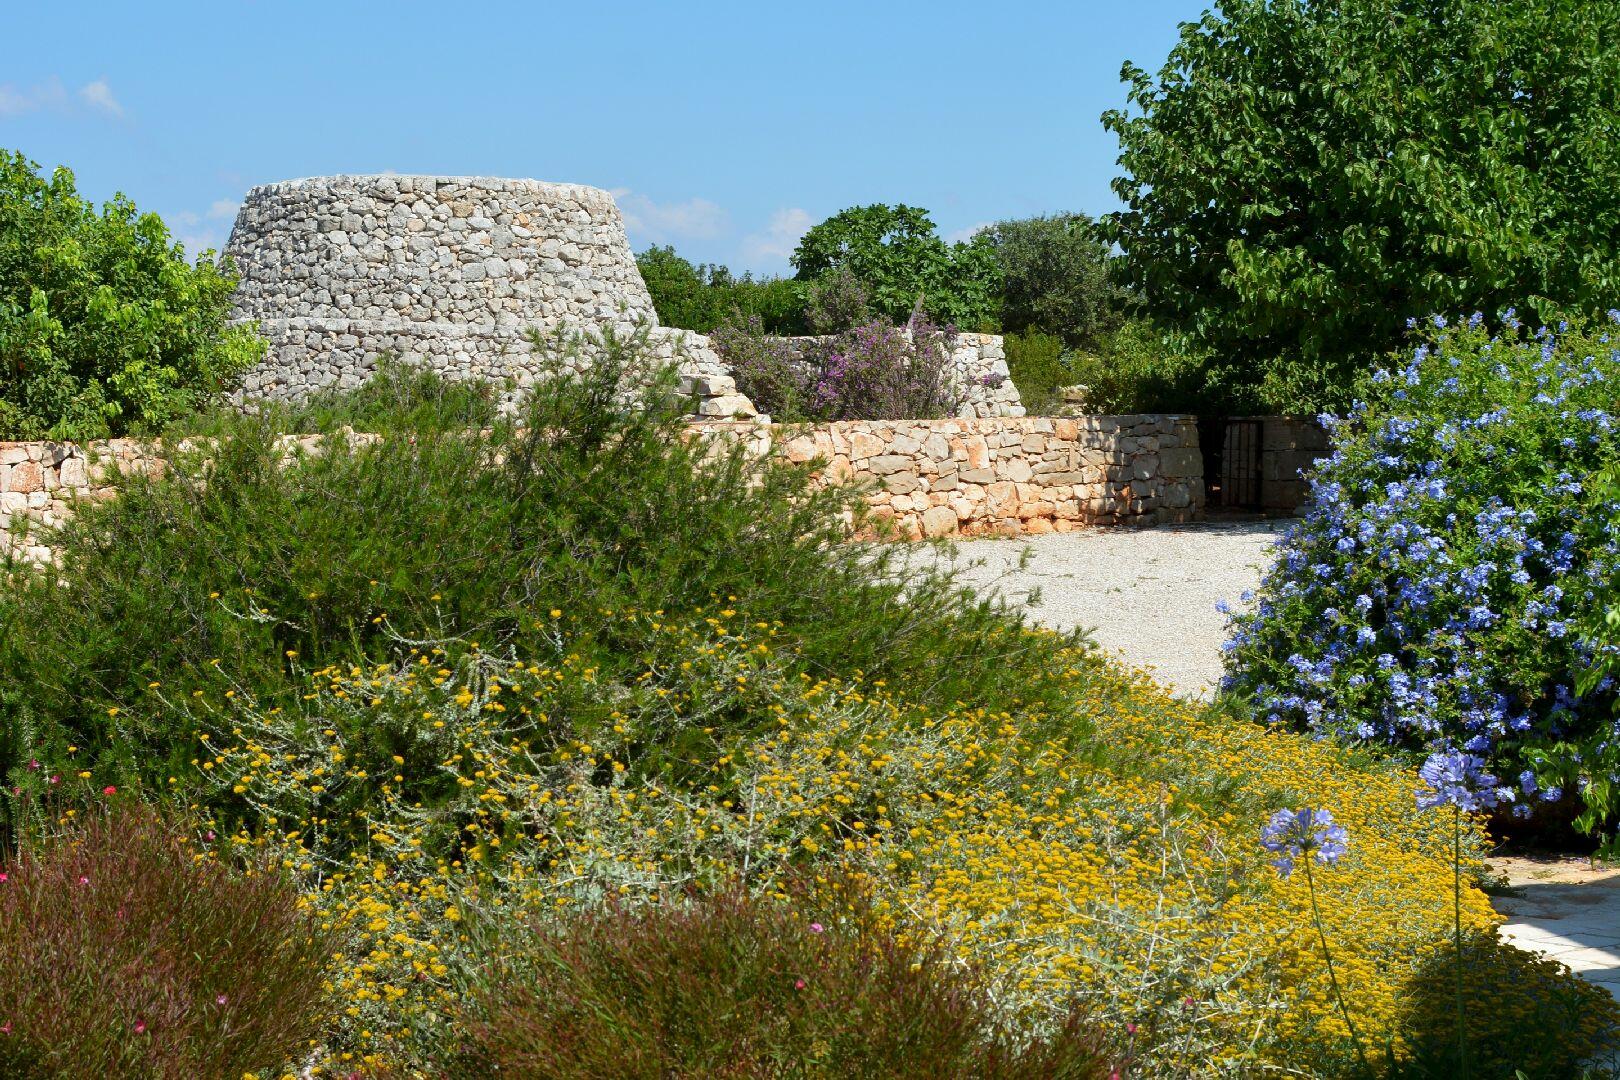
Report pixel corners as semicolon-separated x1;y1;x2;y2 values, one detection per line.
0;801;333;1079
452;885;1109;1079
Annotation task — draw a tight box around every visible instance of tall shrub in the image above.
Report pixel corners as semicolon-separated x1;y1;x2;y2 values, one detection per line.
711;309;958;422
0;150;263;439
635;245;806;334
1222;312;1620;837
0;329;1061;831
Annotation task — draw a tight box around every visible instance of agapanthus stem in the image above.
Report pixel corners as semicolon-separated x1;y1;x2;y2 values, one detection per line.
1303;855;1373;1078
1454;805;1467;1075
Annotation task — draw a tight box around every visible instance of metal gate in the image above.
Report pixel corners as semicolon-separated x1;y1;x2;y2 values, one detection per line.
1220;419;1262;510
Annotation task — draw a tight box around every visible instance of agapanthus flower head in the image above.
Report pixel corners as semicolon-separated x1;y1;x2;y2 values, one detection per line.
1417;749;1514;812
1259;807;1348;878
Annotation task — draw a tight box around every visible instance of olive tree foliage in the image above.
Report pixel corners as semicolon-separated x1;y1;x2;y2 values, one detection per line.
0;150;263;440
1103;0;1620;413
790;204;1001;330
982;213;1131;349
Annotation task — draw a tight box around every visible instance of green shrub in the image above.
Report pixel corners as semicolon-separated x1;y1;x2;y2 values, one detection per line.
984;214;1130;349
0;802;332;1078
453;886;1109;1080
0;328;1075;834
1003;331;1072;414
0;150;264;440
636;245;806;334
1223;312;1620;839
1006;322;1219;416
791;204;1002;330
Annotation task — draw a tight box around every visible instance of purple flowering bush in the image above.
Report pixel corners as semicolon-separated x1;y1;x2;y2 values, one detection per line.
710;310;959;422
1223;312;1620;837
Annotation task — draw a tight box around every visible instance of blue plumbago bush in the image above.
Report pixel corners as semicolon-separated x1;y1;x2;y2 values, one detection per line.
1223;311;1620;835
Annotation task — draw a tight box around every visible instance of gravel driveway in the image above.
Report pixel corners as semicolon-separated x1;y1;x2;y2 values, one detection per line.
922;520;1289;697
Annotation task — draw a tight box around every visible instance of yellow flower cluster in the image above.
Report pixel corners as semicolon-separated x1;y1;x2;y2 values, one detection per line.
188;611;1617;1076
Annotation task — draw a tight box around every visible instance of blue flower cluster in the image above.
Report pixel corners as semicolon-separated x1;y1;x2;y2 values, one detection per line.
1223;313;1620;824
1417;750;1515;813
1259;808;1349;878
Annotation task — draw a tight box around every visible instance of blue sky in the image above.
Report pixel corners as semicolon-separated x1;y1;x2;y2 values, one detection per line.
3;1;1208;275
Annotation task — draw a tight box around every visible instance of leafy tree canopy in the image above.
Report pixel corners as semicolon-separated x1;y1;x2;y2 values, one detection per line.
1103;0;1620;413
983;213;1131;349
0;150;263;440
635;245;805;335
791;204;1001;330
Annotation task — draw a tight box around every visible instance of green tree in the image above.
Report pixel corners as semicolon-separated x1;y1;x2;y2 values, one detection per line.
984;213;1130;348
1103;0;1620;413
635;245;806;334
791;204;1001;329
0;150;263;440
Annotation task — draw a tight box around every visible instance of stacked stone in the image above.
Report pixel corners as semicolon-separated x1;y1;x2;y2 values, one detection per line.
0;440;160;566
3;416;1205;563
1258;417;1330;510
771;414;1204;539
224;175;756;419
947;333;1024;418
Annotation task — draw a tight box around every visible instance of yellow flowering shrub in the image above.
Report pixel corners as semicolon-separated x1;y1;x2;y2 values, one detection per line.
186;613;1618;1076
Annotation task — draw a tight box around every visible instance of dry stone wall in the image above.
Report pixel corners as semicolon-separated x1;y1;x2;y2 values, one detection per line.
225;175;755;418
773;415;1202;538
1;416;1204;564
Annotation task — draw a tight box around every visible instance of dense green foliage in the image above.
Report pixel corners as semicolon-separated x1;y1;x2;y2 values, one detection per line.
455;887;1106;1079
0;329;1073;832
791;204;1002;330
0;150;263;440
1224;313;1620;839
1104;0;1620;412
635;245;806;334
1005;321;1220;416
983;214;1129;349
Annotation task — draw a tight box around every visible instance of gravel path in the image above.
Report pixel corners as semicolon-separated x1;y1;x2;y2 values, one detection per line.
922;521;1288;698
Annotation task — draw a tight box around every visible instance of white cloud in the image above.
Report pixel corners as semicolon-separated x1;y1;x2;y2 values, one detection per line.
611;188;729;243
739;207;814;268
945;221;993;245
78;78;122;116
168;209;230;259
0;77;68;117
207;199;239;220
0;77;124;118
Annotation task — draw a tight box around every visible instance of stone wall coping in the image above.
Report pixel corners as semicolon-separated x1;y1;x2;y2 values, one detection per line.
242;175;617;202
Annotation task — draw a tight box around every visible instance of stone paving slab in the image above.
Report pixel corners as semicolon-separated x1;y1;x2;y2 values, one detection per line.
1492;856;1620;1001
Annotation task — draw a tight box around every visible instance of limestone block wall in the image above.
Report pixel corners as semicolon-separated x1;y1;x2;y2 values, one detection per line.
0;440;161;565
771;414;1203;538
0;416;1204;563
225;175;755;417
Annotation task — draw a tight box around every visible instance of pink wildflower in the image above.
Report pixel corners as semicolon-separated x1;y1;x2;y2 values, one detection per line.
808;922;824;934
102;785;117;796
133;1020;147;1035
794;979;806;990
